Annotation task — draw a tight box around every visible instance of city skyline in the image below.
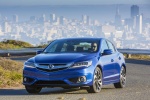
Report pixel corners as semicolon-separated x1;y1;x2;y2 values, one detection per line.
0;5;150;49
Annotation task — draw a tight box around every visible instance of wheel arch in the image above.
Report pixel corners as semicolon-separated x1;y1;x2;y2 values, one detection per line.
96;64;103;77
121;63;126;73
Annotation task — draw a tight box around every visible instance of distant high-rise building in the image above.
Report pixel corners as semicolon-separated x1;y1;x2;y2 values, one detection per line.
131;5;139;18
39;14;46;23
82;15;87;24
82;15;90;25
60;16;65;25
133;14;143;34
56;17;60;25
2;21;11;33
133;16;137;29
50;14;56;23
115;6;121;27
3;22;8;32
13;14;18;23
42;14;46;21
136;14;143;34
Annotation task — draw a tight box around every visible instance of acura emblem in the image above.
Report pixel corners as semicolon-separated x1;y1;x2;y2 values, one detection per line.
48;64;54;69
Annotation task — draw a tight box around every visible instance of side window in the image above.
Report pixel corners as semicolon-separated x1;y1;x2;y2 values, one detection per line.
107;41;116;53
61;43;67;52
100;40;109;54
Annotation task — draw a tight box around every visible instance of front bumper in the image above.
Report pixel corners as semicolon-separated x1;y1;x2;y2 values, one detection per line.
23;66;94;87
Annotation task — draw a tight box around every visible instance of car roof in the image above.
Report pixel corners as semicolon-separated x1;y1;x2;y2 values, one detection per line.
55;37;104;41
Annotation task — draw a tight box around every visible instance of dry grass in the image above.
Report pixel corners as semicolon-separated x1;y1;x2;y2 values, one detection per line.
131;54;150;60
124;54;150;60
0;40;33;50
0;57;23;88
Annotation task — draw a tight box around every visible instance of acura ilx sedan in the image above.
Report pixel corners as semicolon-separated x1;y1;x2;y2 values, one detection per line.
23;38;126;93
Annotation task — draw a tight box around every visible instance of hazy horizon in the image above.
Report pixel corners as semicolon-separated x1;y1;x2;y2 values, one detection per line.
0;5;150;22
0;4;150;49
0;0;149;6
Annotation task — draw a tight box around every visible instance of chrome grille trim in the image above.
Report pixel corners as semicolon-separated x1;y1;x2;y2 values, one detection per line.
35;63;72;72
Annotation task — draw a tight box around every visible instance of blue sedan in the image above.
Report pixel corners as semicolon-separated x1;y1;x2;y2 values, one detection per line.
23;38;126;93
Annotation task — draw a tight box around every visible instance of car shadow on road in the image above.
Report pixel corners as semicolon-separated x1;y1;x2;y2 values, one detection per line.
0;88;85;95
41;88;88;94
0;86;115;95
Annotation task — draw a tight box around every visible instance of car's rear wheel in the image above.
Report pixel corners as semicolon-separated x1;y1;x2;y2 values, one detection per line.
25;86;42;94
114;66;126;88
87;67;102;93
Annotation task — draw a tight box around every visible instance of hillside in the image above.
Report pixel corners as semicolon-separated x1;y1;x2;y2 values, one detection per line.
0;40;33;50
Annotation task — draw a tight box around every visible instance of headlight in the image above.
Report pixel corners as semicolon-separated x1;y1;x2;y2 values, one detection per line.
24;62;35;68
72;61;92;68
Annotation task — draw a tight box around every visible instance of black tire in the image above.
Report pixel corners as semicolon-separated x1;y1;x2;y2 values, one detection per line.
114;66;126;88
25;86;42;94
87;67;102;93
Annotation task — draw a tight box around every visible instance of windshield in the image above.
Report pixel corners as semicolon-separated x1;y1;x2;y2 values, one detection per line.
43;39;100;53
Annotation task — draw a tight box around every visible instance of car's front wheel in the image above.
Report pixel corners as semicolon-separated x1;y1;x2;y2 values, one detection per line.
25;86;42;94
87;67;102;93
114;66;126;88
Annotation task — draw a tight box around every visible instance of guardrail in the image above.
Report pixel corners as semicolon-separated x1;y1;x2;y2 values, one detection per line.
0;48;43;56
118;49;150;58
0;48;150;57
117;49;150;55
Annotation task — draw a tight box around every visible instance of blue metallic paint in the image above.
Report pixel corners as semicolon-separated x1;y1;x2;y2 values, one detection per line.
23;38;126;88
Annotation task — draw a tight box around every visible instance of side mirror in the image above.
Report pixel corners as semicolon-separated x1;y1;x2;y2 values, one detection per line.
103;49;113;55
36;50;43;55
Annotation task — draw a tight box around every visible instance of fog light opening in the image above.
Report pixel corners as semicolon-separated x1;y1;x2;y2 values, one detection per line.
23;77;34;83
78;76;86;83
24;77;27;82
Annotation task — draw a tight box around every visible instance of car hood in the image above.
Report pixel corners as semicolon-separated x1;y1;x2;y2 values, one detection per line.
29;53;97;64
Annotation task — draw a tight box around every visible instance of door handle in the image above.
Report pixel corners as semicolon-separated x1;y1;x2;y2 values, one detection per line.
111;59;114;62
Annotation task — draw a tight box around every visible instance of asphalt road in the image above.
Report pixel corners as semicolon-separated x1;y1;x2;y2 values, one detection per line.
0;57;150;100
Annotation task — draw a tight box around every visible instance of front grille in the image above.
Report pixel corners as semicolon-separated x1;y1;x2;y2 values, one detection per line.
36;67;68;72
36;63;69;72
35;80;67;85
39;64;66;66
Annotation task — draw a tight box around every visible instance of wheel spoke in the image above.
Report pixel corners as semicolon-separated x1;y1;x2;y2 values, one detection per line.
94;81;98;90
92;68;102;92
95;71;102;90
120;67;126;85
95;81;99;90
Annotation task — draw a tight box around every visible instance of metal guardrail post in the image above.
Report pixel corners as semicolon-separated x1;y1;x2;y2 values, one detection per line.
127;54;131;58
7;53;10;57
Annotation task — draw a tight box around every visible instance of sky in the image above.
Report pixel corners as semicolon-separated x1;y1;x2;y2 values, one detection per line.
0;0;149;6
